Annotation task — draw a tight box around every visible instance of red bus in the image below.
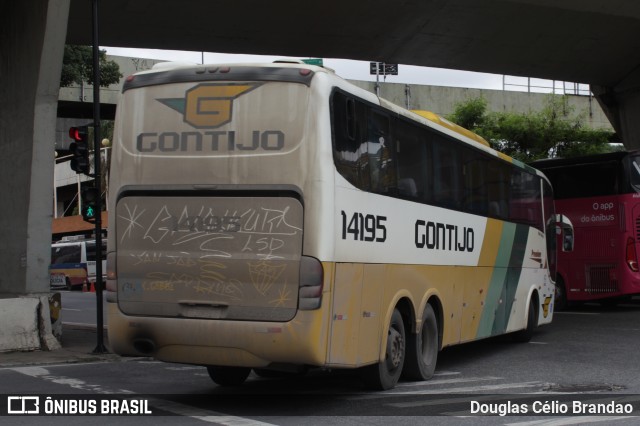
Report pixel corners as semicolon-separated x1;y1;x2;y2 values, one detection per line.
531;151;640;308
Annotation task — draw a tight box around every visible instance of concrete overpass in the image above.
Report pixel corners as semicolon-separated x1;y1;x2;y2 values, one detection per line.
64;0;640;146
1;0;639;351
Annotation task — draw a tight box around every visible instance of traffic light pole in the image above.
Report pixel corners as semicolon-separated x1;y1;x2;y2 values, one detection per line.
91;0;107;354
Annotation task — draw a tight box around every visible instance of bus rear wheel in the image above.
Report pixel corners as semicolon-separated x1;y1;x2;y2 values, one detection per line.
403;304;438;381
360;308;405;390
206;366;251;387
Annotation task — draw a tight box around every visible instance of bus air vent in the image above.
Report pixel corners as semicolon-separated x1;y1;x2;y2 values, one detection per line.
585;264;618;294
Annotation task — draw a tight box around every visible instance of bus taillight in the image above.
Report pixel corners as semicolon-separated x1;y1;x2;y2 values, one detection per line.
298;256;324;310
626;237;638;272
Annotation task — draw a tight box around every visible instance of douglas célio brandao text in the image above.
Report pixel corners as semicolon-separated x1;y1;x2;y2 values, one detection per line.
470;400;634;416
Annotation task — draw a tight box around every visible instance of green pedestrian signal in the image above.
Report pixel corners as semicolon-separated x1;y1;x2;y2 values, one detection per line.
81;187;100;223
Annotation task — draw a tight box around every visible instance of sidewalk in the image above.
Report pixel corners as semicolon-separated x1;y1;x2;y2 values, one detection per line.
0;324;121;368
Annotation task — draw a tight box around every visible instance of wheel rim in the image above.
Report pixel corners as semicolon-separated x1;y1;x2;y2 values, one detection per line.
386;323;404;370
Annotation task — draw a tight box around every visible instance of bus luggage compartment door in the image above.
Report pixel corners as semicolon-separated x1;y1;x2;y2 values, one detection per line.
115;194;303;322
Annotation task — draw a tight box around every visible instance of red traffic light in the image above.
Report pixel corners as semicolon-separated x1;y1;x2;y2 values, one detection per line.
69;126;88;142
69;125;91;175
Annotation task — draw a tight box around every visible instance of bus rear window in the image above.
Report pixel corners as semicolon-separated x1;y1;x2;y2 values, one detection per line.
543;161;620;199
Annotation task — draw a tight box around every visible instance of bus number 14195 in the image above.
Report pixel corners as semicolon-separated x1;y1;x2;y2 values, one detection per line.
340;210;387;242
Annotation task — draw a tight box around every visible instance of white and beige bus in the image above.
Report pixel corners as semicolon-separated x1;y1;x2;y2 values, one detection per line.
107;61;562;390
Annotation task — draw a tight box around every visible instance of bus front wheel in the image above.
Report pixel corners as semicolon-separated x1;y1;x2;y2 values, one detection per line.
512;296;538;343
403;303;438;381
206;366;251;387
360;308;405;390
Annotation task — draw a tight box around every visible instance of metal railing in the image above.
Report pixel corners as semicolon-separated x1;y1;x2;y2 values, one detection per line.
502;75;592;96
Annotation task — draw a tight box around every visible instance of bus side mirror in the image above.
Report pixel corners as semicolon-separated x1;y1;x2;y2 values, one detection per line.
556;214;574;252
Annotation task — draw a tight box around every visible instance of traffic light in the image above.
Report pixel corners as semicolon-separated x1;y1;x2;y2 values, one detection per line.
69;126;91;175
81;186;100;223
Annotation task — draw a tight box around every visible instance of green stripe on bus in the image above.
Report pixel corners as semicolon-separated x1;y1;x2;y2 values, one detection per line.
500;224;529;328
476;222;515;338
476;223;529;338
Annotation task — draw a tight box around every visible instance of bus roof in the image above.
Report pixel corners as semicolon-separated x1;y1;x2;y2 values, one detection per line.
122;61;333;93
531;151;630;169
122;60;542;178
410;110;490;147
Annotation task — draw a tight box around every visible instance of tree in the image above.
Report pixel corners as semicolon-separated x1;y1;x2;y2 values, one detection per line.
446;95;618;161
60;45;122;88
446;97;489;131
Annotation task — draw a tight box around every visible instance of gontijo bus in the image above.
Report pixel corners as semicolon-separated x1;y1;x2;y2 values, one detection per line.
532;151;640;308
107;61;565;390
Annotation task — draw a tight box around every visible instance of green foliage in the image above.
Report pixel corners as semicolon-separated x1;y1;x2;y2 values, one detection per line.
60;45;122;87
446;95;617;161
446;97;488;130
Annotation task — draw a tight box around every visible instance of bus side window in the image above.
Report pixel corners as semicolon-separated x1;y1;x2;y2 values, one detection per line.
461;149;488;216
332;92;370;191
346;98;356;141
487;162;510;219
432;139;462;210
367;112;395;194
510;170;543;231
395;119;429;201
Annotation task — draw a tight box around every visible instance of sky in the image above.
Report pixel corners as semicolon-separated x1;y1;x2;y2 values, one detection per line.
103;46;586;94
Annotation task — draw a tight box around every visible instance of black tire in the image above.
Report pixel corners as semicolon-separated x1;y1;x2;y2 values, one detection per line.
512;296;537;343
206;366;251;387
403;304;438;381
554;276;567;311
360;308;405;390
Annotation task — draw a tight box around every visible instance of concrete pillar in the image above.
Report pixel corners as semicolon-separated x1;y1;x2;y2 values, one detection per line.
593;67;640;151
0;0;69;350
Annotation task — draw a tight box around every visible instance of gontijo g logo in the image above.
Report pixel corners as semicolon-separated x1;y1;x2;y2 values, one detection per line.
136;83;287;153
158;83;260;129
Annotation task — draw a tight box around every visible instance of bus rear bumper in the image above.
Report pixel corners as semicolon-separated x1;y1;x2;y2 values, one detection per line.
107;303;329;368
